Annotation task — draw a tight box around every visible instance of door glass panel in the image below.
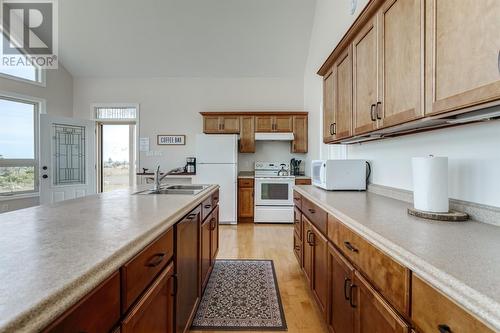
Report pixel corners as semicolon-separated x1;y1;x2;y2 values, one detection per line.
261;183;289;200
102;124;131;192
53;124;86;185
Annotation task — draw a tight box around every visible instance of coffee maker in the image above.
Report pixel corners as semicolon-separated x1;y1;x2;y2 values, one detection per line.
185;157;196;174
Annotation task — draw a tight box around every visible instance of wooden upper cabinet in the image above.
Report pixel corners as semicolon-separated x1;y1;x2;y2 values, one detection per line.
425;0;500;116
203;116;222;134
378;0;424;128
335;47;353;140
202;115;240;133
239;116;255;153
255;115;274;132
353;271;410;333
274;115;293;132
255;115;293;132
323;69;336;143
353;17;379;135
220;116;240;133
292;115;308;153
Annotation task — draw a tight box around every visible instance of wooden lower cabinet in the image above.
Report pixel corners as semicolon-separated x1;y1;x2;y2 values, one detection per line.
201;217;212;290
353;271;409;333
237;178;254;222
122;263;175;333
175;207;201;333
302;218;313;286
328;244;354;333
310;223;329;318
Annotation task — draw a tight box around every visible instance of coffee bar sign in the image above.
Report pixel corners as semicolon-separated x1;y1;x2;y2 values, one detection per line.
157;135;186;145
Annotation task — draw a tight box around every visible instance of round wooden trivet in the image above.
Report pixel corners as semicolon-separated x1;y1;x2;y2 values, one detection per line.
407;207;469;222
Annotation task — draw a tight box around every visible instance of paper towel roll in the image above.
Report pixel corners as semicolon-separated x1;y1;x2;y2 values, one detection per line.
412;156;449;213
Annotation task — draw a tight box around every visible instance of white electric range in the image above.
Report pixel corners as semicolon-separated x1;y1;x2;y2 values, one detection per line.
254;162;295;224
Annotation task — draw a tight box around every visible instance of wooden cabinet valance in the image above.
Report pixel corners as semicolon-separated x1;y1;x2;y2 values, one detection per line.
320;0;500;144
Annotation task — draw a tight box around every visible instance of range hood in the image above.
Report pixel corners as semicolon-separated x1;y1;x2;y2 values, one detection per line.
255;132;295;141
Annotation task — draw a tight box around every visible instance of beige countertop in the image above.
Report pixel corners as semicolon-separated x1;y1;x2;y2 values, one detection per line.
294;185;500;331
238;171;310;179
0;184;219;333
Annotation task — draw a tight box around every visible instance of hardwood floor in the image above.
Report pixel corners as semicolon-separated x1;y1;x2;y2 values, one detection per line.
190;223;329;333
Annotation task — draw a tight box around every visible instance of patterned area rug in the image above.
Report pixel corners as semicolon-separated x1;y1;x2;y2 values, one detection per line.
191;259;287;331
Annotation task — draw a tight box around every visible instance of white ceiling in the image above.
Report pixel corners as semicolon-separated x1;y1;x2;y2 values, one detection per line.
58;0;316;78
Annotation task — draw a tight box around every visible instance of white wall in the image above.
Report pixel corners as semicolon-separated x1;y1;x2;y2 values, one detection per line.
0;65;74;212
304;0;500;208
73;77;306;173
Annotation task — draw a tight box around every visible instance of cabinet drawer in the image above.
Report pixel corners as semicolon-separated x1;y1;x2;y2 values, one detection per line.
294;207;302;239
43;272;120;333
293;190;302;210
334;220;410;316
238;178;254;188
202;196;214;221
412;275;494;333
301;197;327;235
121;228;174;313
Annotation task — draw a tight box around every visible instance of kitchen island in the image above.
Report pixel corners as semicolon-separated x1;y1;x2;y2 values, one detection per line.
0;185;219;333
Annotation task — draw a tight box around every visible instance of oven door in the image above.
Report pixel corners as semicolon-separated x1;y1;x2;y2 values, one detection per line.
254;177;294;206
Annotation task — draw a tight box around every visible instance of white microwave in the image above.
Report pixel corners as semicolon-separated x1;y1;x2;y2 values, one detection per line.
311;160;368;191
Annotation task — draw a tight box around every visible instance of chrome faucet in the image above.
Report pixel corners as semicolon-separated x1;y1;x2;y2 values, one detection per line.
153;165;169;192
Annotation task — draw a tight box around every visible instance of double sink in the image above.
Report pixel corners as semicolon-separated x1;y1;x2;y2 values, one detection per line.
135;184;210;195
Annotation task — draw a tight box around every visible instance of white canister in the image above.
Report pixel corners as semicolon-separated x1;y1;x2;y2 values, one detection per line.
412;156;449;213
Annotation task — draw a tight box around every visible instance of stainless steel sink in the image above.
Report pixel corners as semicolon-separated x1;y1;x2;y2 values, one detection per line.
134;184;210;195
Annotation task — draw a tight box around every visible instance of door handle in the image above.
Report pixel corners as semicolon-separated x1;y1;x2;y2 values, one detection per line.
349;284;357;308
344;277;351;300
370;104;376;121
376;102;382;120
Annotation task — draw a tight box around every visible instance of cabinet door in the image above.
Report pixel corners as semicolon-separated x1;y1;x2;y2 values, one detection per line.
210;206;219;261
310;224;329;318
203;116;221;133
293;207;302;239
201;218;212;290
353;271;409;333
323;69;336;143
175;208;201;333
238;187;254;219
353;18;378;135
378;0;424;128
274;115;293;132
302;217;313;285
328;244;354;333
425;0;500;115
292;115;308;153
220;116;240;133
255;115;274;132
122;263;174;333
335;47;353;140
239;116;255;153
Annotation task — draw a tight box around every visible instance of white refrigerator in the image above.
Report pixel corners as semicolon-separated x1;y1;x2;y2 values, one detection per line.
195;134;238;224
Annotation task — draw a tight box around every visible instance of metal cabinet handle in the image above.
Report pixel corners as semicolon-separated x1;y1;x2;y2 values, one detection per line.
370;104;376;121
308;208;316;214
344;277;351;300
309;232;315;246
146;253;166;267
376;102;382;120
210;217;216;230
204;204;211;209
344;241;359;253
349;284;357;308
333;123;337;135
438;324;452;333
186;213;197;220
330;123;335;135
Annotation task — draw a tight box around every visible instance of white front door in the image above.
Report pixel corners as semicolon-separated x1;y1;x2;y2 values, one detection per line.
39;115;96;205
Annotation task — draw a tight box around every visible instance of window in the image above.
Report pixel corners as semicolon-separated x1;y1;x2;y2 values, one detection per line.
0;97;39;196
0;33;43;83
95;107;137;121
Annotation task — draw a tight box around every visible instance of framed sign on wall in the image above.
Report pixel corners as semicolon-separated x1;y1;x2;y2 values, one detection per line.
157;135;186;145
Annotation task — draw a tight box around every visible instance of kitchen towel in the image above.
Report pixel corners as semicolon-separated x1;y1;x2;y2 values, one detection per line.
412;156;449;213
